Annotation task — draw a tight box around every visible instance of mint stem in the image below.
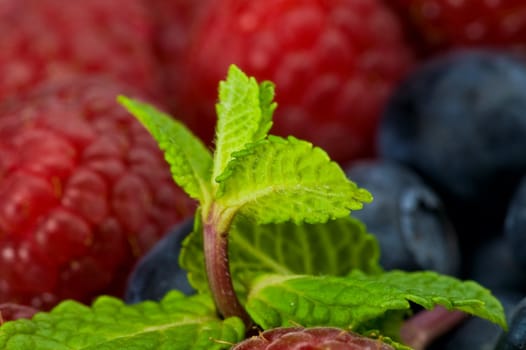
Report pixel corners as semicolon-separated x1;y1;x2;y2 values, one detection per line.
400;306;467;350
203;210;252;326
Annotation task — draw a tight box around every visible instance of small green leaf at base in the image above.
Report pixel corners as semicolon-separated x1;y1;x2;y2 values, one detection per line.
179;210;210;295
0;291;244;350
246;270;507;339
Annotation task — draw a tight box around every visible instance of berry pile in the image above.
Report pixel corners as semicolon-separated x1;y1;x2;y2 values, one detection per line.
2;0;526;348
168;0;415;163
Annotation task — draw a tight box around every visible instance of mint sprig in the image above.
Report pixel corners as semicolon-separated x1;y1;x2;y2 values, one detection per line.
119;64;372;324
0;291;244;350
0;64;507;349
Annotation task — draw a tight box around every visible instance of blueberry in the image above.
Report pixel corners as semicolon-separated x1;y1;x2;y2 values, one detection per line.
378;50;526;242
469;237;526;294
346;159;460;275
125;218;195;303
504;175;526;269
495;296;526;350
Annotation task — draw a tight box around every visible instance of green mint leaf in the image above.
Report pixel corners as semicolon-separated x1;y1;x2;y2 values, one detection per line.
229;216;382;300
212;65;276;184
180;229;209;294
388;341;412;350
215;135;372;224
362;332;412;350
230;216;381;277
118;95;213;202
0;291;244;350
246;270;507;335
357;311;409;343
180;216;382;297
179;210;210;294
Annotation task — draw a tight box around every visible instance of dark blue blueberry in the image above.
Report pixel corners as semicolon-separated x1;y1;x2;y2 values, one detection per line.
125;217;195;303
346;159;460;275
495;296;526;350
469;237;526;294
378;50;526;244
504;176;526;269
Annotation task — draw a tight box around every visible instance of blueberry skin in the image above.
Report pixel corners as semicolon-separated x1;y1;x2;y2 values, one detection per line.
495;296;526;350
125;218;195;303
504;176;526;269
469;237;526;294
378;50;526;238
346;159;460;275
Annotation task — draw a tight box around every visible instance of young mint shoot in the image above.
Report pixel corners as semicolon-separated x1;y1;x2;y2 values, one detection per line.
120;65;373;326
0;65;507;350
112;64;507;345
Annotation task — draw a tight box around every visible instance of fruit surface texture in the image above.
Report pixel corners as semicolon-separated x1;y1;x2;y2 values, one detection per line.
0;78;193;309
232;327;394;350
378;50;526;248
0;0;161;104
125;218;195;302
390;0;526;54
347;159;459;275
168;0;414;163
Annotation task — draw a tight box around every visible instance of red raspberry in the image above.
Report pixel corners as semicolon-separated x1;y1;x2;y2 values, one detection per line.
0;303;38;323
0;77;195;310
165;0;414;164
145;0;209;112
0;0;161;105
389;0;526;55
232;327;395;350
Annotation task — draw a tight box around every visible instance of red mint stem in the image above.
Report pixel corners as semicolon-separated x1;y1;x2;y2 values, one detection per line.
400;306;467;350
203;216;252;327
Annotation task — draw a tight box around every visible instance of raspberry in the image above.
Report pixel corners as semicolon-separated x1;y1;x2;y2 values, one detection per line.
232;327;395;350
165;0;414;164
0;77;195;310
389;0;526;55
0;303;38;323
144;0;209;116
0;0;161;105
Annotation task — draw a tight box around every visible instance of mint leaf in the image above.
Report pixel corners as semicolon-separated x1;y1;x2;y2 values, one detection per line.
180;211;210;294
215;136;372;224
212;65;276;184
118;96;213;202
0;291;244;350
231;216;381;277
362;332;412;350
254;81;276;139
180;216;382;296
246;271;507;335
